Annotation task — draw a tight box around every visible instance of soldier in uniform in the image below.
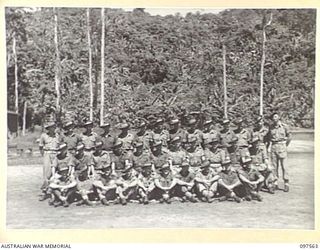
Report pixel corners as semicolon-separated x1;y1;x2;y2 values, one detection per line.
233;117;251;160
61;121;82;156
137;162;157;204
133;120;152;151
81;120;98;156
267;112;292;192
117;123;134;152
150;140;170;171
71;143;95;206
167;136;187;174
218;158;242;203
174;160;197;202
237;156;265;201
185;135;204;174
39;121;61;200
185;118;203;149
226;136;244;169
249;136;275;194
203;136;226;174
97;123;114;152
194;160;221;203
131;141;152;174
150;118;169;148
116;162;139;205
201;119;220;149
252;116;269;151
154;162;178;204
48;143;77;207
220;119;236;150
110;140;132;177
168;118;187;142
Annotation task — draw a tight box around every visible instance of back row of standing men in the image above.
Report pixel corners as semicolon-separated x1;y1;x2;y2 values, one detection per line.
38;112;291;205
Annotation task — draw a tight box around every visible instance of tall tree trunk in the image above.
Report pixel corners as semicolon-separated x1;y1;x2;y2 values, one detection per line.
54;7;61;113
13;35;18;113
222;44;227;119
87;8;93;120
100;8;105;125
22;101;27;136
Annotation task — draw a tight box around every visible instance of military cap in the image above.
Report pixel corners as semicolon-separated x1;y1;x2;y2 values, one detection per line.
188;118;197;125
154;118;164;125
159;162;171;170
240;156;252;165
151;140;162;147
45;121;56;129
203;119;213;126
133;141;144;148
170;136;181;144
63;121;74;129
95;141;104;148
118;123;129;129
100;123;110;128
230;136;238;143
113;140;123;148
137;121;146;128
221;119;230;125
209;136;219;143
221;158;232;166
201;160;211;169
83;120;93;127
180;160;190;168
234;118;243;124
188;135;197;143
250;136;259;144
58;142;68;151
141;162;152;169
76;143;85;151
271;112;279;119
169;118;180;125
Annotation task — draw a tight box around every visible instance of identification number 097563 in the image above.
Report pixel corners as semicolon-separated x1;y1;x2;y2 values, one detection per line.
300;244;319;248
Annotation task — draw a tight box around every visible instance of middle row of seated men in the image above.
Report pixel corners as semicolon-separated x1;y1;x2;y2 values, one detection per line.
47;130;272;207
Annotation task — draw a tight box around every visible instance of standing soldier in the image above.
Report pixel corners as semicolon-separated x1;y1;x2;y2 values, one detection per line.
249;136;274;194
186;118;203;149
61;121;82;156
185;135;204;174
98;123;114;152
267;112;292;192
233;118;251;158
237;156;264;201
81;120;98;156
218;158;242;203
154;162;178;204
151;118;169;148
220;119;236;150
39;121;61;200
48;143;77;207
194;160;221;203
167;136;187;174
203;136;226;174
117;123;134;152
252;116;269;151
133;120;152;151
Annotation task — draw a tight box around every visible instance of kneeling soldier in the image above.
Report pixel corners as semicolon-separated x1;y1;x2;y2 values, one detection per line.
218;158;242;203
237;156;264;202
137;162;156;204
48;143;77;207
116;163;139;205
174;160;197;203
194;160;221;203
154;162;177;204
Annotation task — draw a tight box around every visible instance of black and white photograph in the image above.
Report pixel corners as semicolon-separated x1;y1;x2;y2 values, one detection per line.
6;7;315;229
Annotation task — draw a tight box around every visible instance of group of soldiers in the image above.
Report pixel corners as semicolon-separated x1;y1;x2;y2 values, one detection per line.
38;111;291;207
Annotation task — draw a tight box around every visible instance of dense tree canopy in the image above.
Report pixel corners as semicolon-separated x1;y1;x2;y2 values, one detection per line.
6;8;316;128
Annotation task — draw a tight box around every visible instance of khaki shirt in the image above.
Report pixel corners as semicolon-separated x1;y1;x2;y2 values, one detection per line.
204;148;226;165
220;129;236;148
252;126;269;145
186;148;204;168
62;133;82;150
168;149;187;166
81;132;98;150
268;122;291;143
249;147;268;165
92;151;111;170
117;133;134;151
234;128;251;147
39;132;60;151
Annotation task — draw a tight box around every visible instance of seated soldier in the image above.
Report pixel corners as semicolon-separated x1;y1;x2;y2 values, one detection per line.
48;143;77;207
194;160;221;203
185;135;204;174
237;156;265;202
227;136;247;170
137;162;157;205
131;141;152;174
110;139;132;177
71;143;95;206
249;136;275;194
167;136;187;174
218;158;242;203
116;162;139;205
174;160;197;203
154;162;178;204
203;136;226;174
